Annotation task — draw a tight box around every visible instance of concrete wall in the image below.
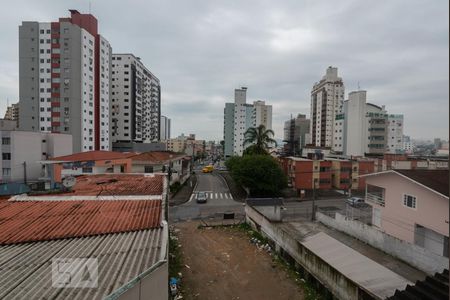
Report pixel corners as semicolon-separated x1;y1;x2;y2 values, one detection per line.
117;262;168;300
316;211;448;275
246;205;360;300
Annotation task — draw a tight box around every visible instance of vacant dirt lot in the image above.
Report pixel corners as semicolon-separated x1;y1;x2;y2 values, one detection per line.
175;222;304;300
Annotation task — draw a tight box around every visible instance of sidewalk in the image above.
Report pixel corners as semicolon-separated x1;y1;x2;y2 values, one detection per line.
169;174;197;207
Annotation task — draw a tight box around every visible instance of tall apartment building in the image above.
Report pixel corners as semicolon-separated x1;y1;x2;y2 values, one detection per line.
223;87;273;157
18;10;112;153
283;114;310;156
111;54;161;145
336;90;404;156
160;115;171;140
310;66;345;150
4;103;19;121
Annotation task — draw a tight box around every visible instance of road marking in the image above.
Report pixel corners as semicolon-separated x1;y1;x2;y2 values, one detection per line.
215;193;218;199
224;193;229;199
218;193;223;199
229;193;234;200
188;193;195;203
209;193;213;199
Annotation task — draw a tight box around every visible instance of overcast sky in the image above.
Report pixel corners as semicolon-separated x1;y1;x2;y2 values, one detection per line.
0;0;448;141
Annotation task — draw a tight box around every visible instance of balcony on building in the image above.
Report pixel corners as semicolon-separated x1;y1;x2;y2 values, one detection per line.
365;184;385;207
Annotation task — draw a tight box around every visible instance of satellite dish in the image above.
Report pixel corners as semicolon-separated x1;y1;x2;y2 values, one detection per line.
62;176;76;188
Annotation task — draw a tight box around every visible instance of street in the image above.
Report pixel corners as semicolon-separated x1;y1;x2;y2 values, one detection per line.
169;171;245;222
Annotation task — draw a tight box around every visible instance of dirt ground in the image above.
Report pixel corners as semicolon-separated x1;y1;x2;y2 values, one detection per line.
175;222;305;300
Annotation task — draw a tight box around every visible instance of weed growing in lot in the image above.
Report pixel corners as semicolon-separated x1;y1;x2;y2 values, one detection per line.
234;222;325;300
168;227;183;280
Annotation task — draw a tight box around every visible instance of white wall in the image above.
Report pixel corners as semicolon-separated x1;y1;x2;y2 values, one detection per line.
316;212;448;275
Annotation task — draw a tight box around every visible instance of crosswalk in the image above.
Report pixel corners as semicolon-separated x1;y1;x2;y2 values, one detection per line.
189;192;234;201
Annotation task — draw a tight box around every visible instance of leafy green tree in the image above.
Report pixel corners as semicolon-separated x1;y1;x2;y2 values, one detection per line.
244;125;277;155
243;144;269;156
230;155;287;197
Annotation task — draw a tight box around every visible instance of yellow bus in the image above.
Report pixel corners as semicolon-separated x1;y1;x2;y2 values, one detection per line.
202;165;214;173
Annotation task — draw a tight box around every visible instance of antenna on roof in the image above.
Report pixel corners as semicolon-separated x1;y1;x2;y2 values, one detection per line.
357;81;361;91
89;1;92;14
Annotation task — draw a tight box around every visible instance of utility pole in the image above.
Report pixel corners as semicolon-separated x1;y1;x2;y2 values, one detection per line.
311;179;316;221
23;161;27;184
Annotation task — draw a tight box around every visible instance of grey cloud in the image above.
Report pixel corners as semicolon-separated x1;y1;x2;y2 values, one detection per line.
0;0;448;140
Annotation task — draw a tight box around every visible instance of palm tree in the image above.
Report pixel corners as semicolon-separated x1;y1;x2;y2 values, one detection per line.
243;125;277;155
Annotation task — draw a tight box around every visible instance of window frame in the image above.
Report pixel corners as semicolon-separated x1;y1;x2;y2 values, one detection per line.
403;193;417;210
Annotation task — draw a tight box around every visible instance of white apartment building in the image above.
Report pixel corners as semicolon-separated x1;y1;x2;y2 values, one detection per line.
160;115;171;140
224;87;273;156
402;135;414;154
310;66;345;150
111;54;161;145
18;10;112;152
337;90;404;156
0;131;72;183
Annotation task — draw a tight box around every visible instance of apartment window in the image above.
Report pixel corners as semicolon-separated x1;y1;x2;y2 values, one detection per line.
2;168;11;176
403;194;416;209
82;167;93;173
144;166;154;173
2;137;10;145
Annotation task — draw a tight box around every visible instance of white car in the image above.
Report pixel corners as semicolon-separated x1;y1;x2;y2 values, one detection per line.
346;197;364;206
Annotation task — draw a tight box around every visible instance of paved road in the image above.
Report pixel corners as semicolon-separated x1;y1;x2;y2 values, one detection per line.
169;172;244;222
169;170;371;223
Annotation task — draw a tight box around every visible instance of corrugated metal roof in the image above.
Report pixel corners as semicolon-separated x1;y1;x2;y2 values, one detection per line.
0;226;166;300
302;232;411;299
0;200;162;245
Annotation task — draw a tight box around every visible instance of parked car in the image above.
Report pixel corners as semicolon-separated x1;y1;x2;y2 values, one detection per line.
346;197;364;206
196;191;208;203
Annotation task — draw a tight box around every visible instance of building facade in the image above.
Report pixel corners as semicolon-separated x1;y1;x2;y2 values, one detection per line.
160;115;171;140
4;103;19;121
335;90;404;156
111;54;161;145
283;114;310;156
0;131;72;183
223;87;273;157
310;66;345;150
363;170;449;258
18;10;112;152
281;156;374;195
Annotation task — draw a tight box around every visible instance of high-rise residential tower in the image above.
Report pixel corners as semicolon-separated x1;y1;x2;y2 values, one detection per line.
223;87;273;157
283;114;310;156
310;66;345;150
18;10;112;152
4;103;19;121
336;90;404;156
160;115;171;140
110;54;161;145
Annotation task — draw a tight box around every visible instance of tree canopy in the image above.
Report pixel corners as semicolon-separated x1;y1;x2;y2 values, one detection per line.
226;155;287;197
243;125;277;155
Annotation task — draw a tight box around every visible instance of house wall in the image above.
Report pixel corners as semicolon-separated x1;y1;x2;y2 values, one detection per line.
316;212;448;275
365;173;449;244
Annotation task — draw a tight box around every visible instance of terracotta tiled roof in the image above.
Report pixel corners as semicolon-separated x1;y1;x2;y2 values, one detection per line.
69;174;164;196
0;199;162;245
49;150;135;161
395;169;449;197
131;151;185;163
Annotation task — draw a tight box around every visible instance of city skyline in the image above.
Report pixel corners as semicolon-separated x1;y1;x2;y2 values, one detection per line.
0;0;448;141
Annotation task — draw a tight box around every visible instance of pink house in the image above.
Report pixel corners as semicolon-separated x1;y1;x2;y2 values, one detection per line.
362;169;449;258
